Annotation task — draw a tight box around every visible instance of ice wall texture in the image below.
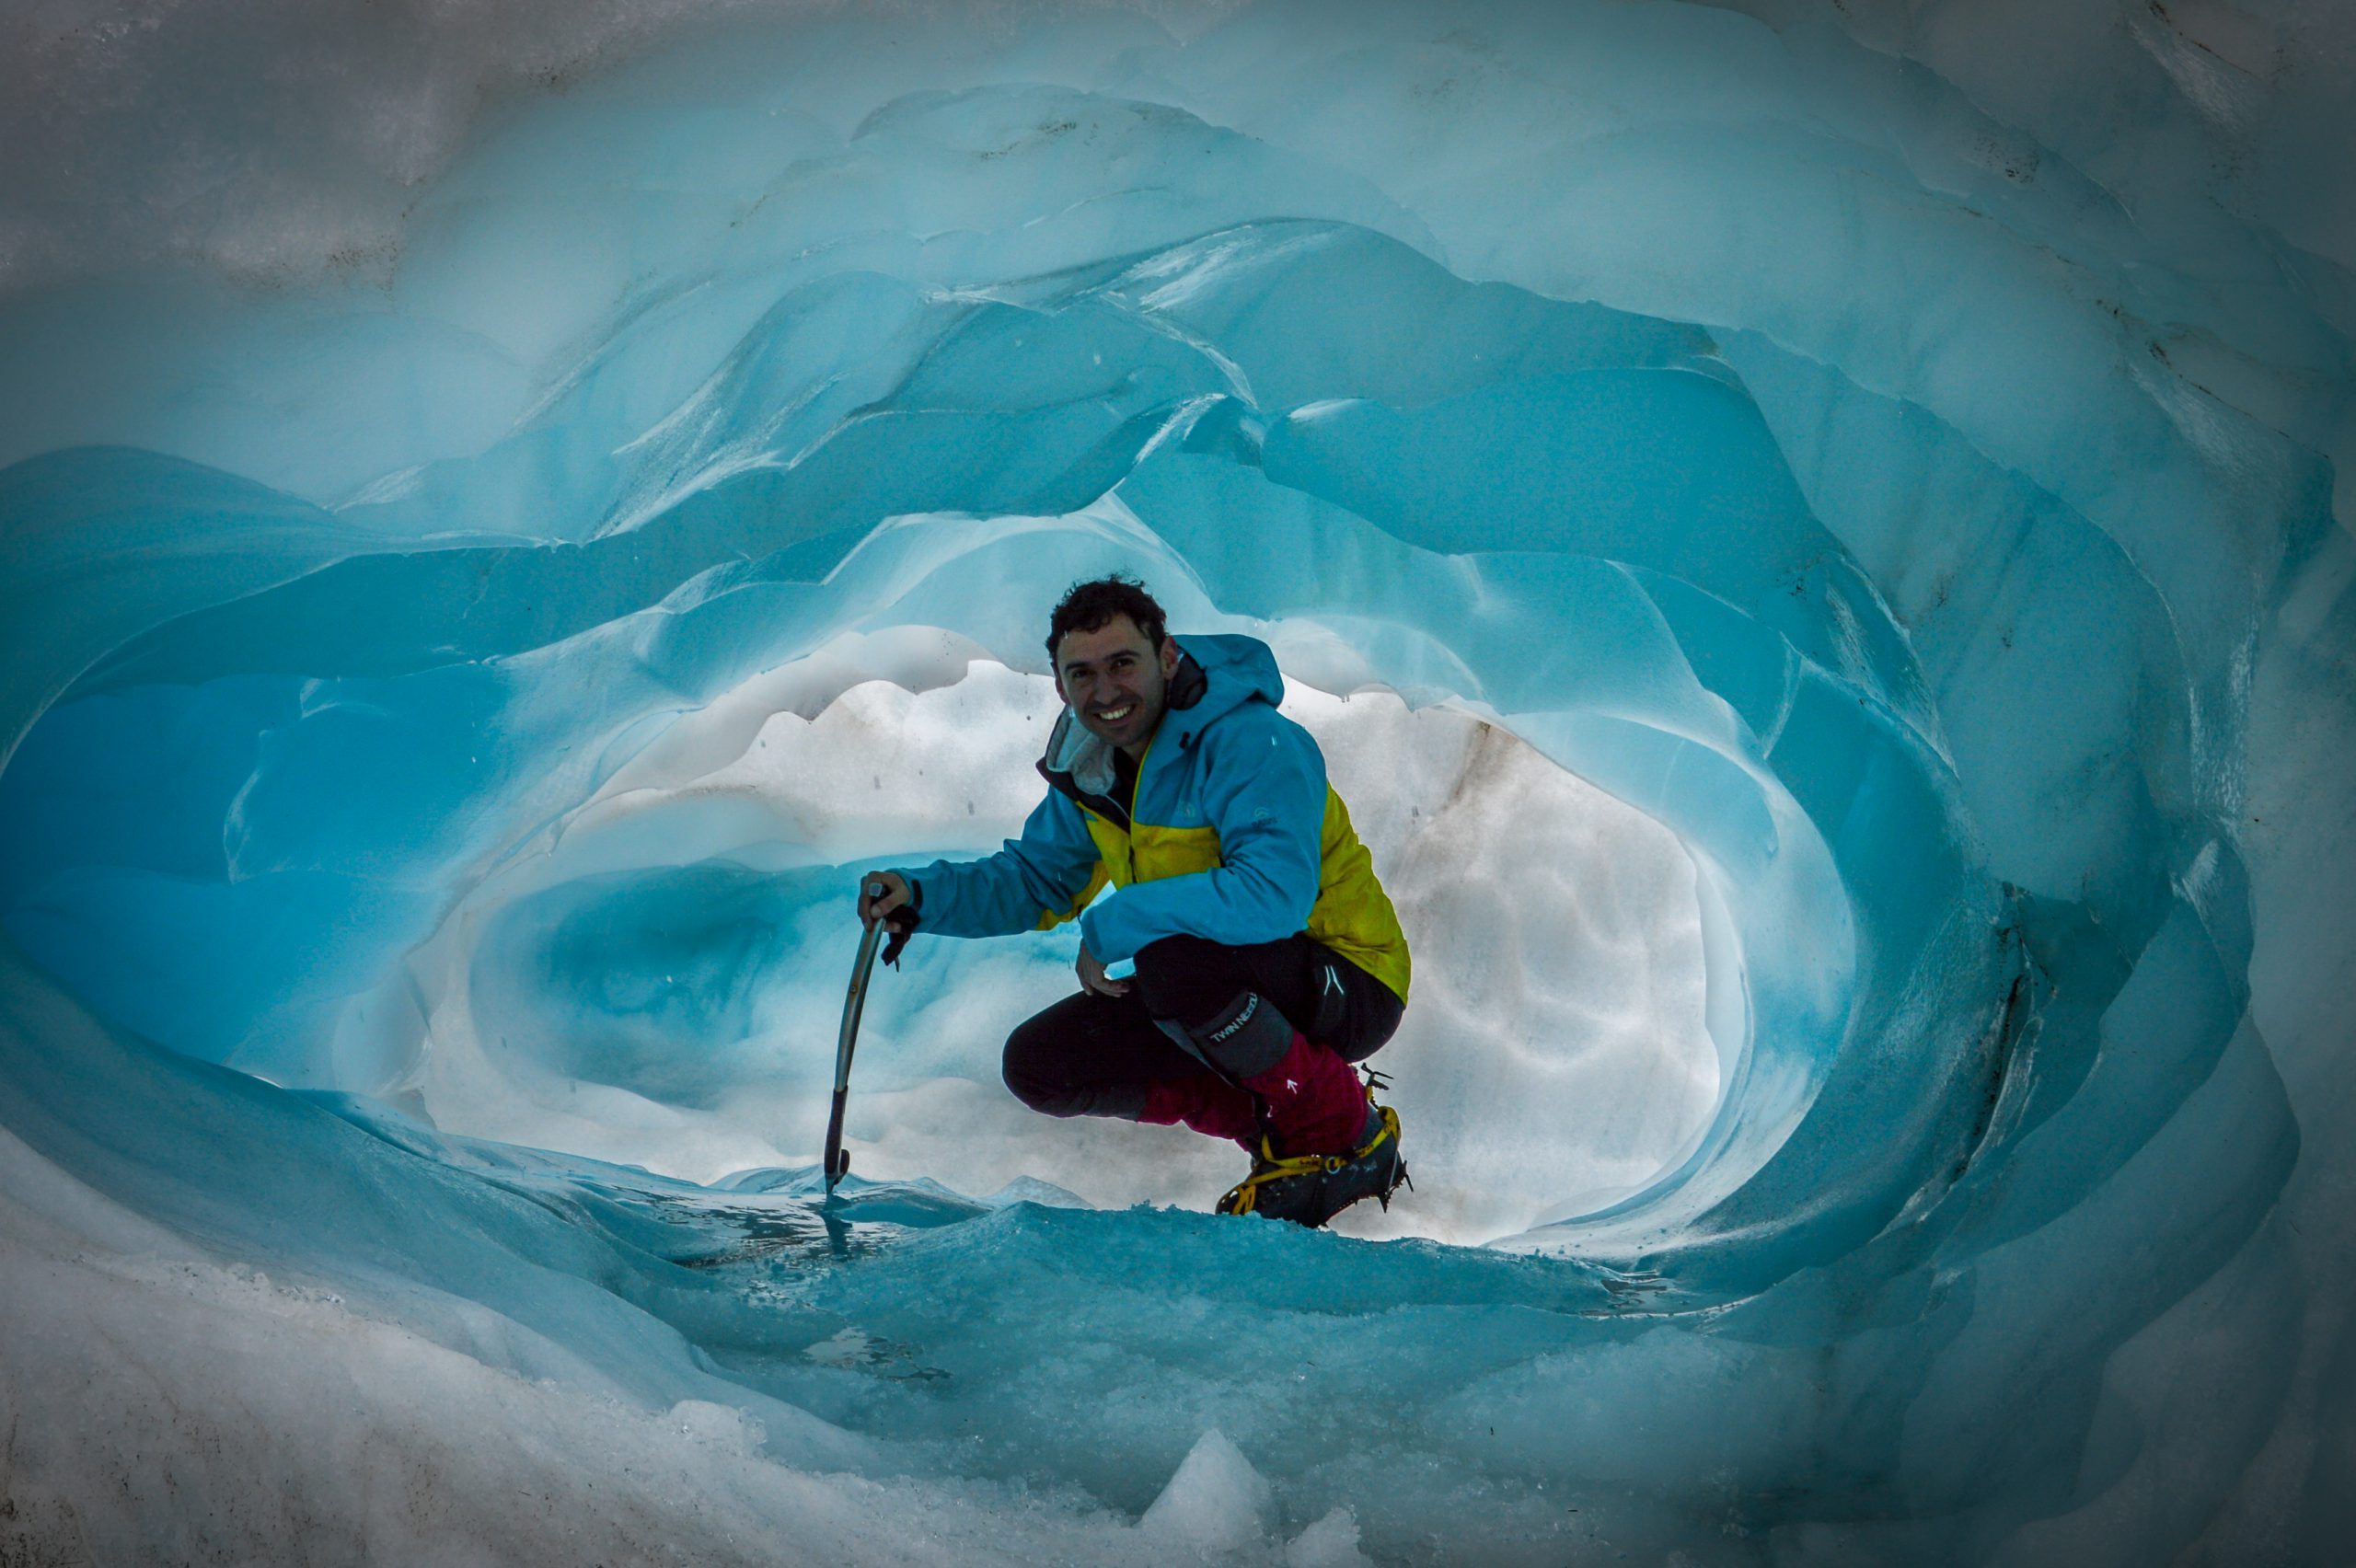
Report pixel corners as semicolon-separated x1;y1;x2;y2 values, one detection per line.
3;0;2352;1562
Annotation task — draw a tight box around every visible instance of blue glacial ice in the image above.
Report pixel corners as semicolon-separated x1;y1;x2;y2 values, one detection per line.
1;0;2350;1562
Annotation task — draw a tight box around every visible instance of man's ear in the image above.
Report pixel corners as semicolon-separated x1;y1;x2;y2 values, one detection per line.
1160;637;1181;679
1052;669;1068;707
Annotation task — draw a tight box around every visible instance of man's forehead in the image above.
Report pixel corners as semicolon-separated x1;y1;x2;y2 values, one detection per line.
1055;616;1154;667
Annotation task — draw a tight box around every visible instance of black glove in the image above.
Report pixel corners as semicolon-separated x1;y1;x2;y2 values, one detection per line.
879;879;921;968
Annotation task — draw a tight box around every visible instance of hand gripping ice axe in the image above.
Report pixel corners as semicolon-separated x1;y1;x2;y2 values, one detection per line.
825;882;913;1198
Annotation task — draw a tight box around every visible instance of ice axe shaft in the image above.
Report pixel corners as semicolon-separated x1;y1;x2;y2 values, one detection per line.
825;882;891;1196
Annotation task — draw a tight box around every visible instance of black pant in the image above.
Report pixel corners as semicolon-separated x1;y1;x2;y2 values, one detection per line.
1001;934;1403;1120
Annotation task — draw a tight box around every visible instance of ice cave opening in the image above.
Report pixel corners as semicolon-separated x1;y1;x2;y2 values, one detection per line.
408;638;1727;1244
2;1;2351;1564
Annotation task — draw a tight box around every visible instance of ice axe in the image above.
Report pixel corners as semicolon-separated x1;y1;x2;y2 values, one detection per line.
825;880;913;1198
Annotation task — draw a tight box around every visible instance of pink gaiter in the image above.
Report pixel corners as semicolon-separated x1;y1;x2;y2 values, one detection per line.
1239;1033;1369;1158
1138;1075;1259;1147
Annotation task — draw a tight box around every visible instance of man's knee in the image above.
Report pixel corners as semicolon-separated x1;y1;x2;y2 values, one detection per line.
1001;1017;1074;1115
1002;1009;1151;1120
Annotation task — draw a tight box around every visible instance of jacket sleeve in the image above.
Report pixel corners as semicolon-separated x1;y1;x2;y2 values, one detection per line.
889;790;1106;940
1080;709;1325;964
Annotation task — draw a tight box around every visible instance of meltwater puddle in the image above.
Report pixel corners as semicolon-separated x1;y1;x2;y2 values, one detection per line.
303;1089;1045;1270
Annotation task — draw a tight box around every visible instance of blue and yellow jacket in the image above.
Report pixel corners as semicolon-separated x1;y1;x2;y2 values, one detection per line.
893;635;1410;1001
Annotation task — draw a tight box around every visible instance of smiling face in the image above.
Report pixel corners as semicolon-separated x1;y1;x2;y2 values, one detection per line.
1052;613;1182;759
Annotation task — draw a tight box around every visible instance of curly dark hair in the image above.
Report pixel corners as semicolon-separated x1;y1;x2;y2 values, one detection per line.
1045;574;1168;661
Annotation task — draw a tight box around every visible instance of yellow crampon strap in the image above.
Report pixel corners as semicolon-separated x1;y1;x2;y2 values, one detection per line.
1218;1104;1402;1217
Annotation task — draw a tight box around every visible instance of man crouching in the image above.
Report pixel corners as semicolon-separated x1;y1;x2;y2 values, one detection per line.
859;575;1411;1227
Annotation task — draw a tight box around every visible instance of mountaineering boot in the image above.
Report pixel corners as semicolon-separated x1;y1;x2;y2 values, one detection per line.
1217;1078;1408;1228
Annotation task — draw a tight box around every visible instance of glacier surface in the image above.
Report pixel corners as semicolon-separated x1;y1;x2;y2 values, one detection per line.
2;0;2351;1562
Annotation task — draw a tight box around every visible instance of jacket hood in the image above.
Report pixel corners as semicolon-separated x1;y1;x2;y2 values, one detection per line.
1159;634;1284;748
1038;633;1283;801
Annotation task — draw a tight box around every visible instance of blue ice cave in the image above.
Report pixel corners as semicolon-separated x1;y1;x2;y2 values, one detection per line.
2;1;2350;1562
